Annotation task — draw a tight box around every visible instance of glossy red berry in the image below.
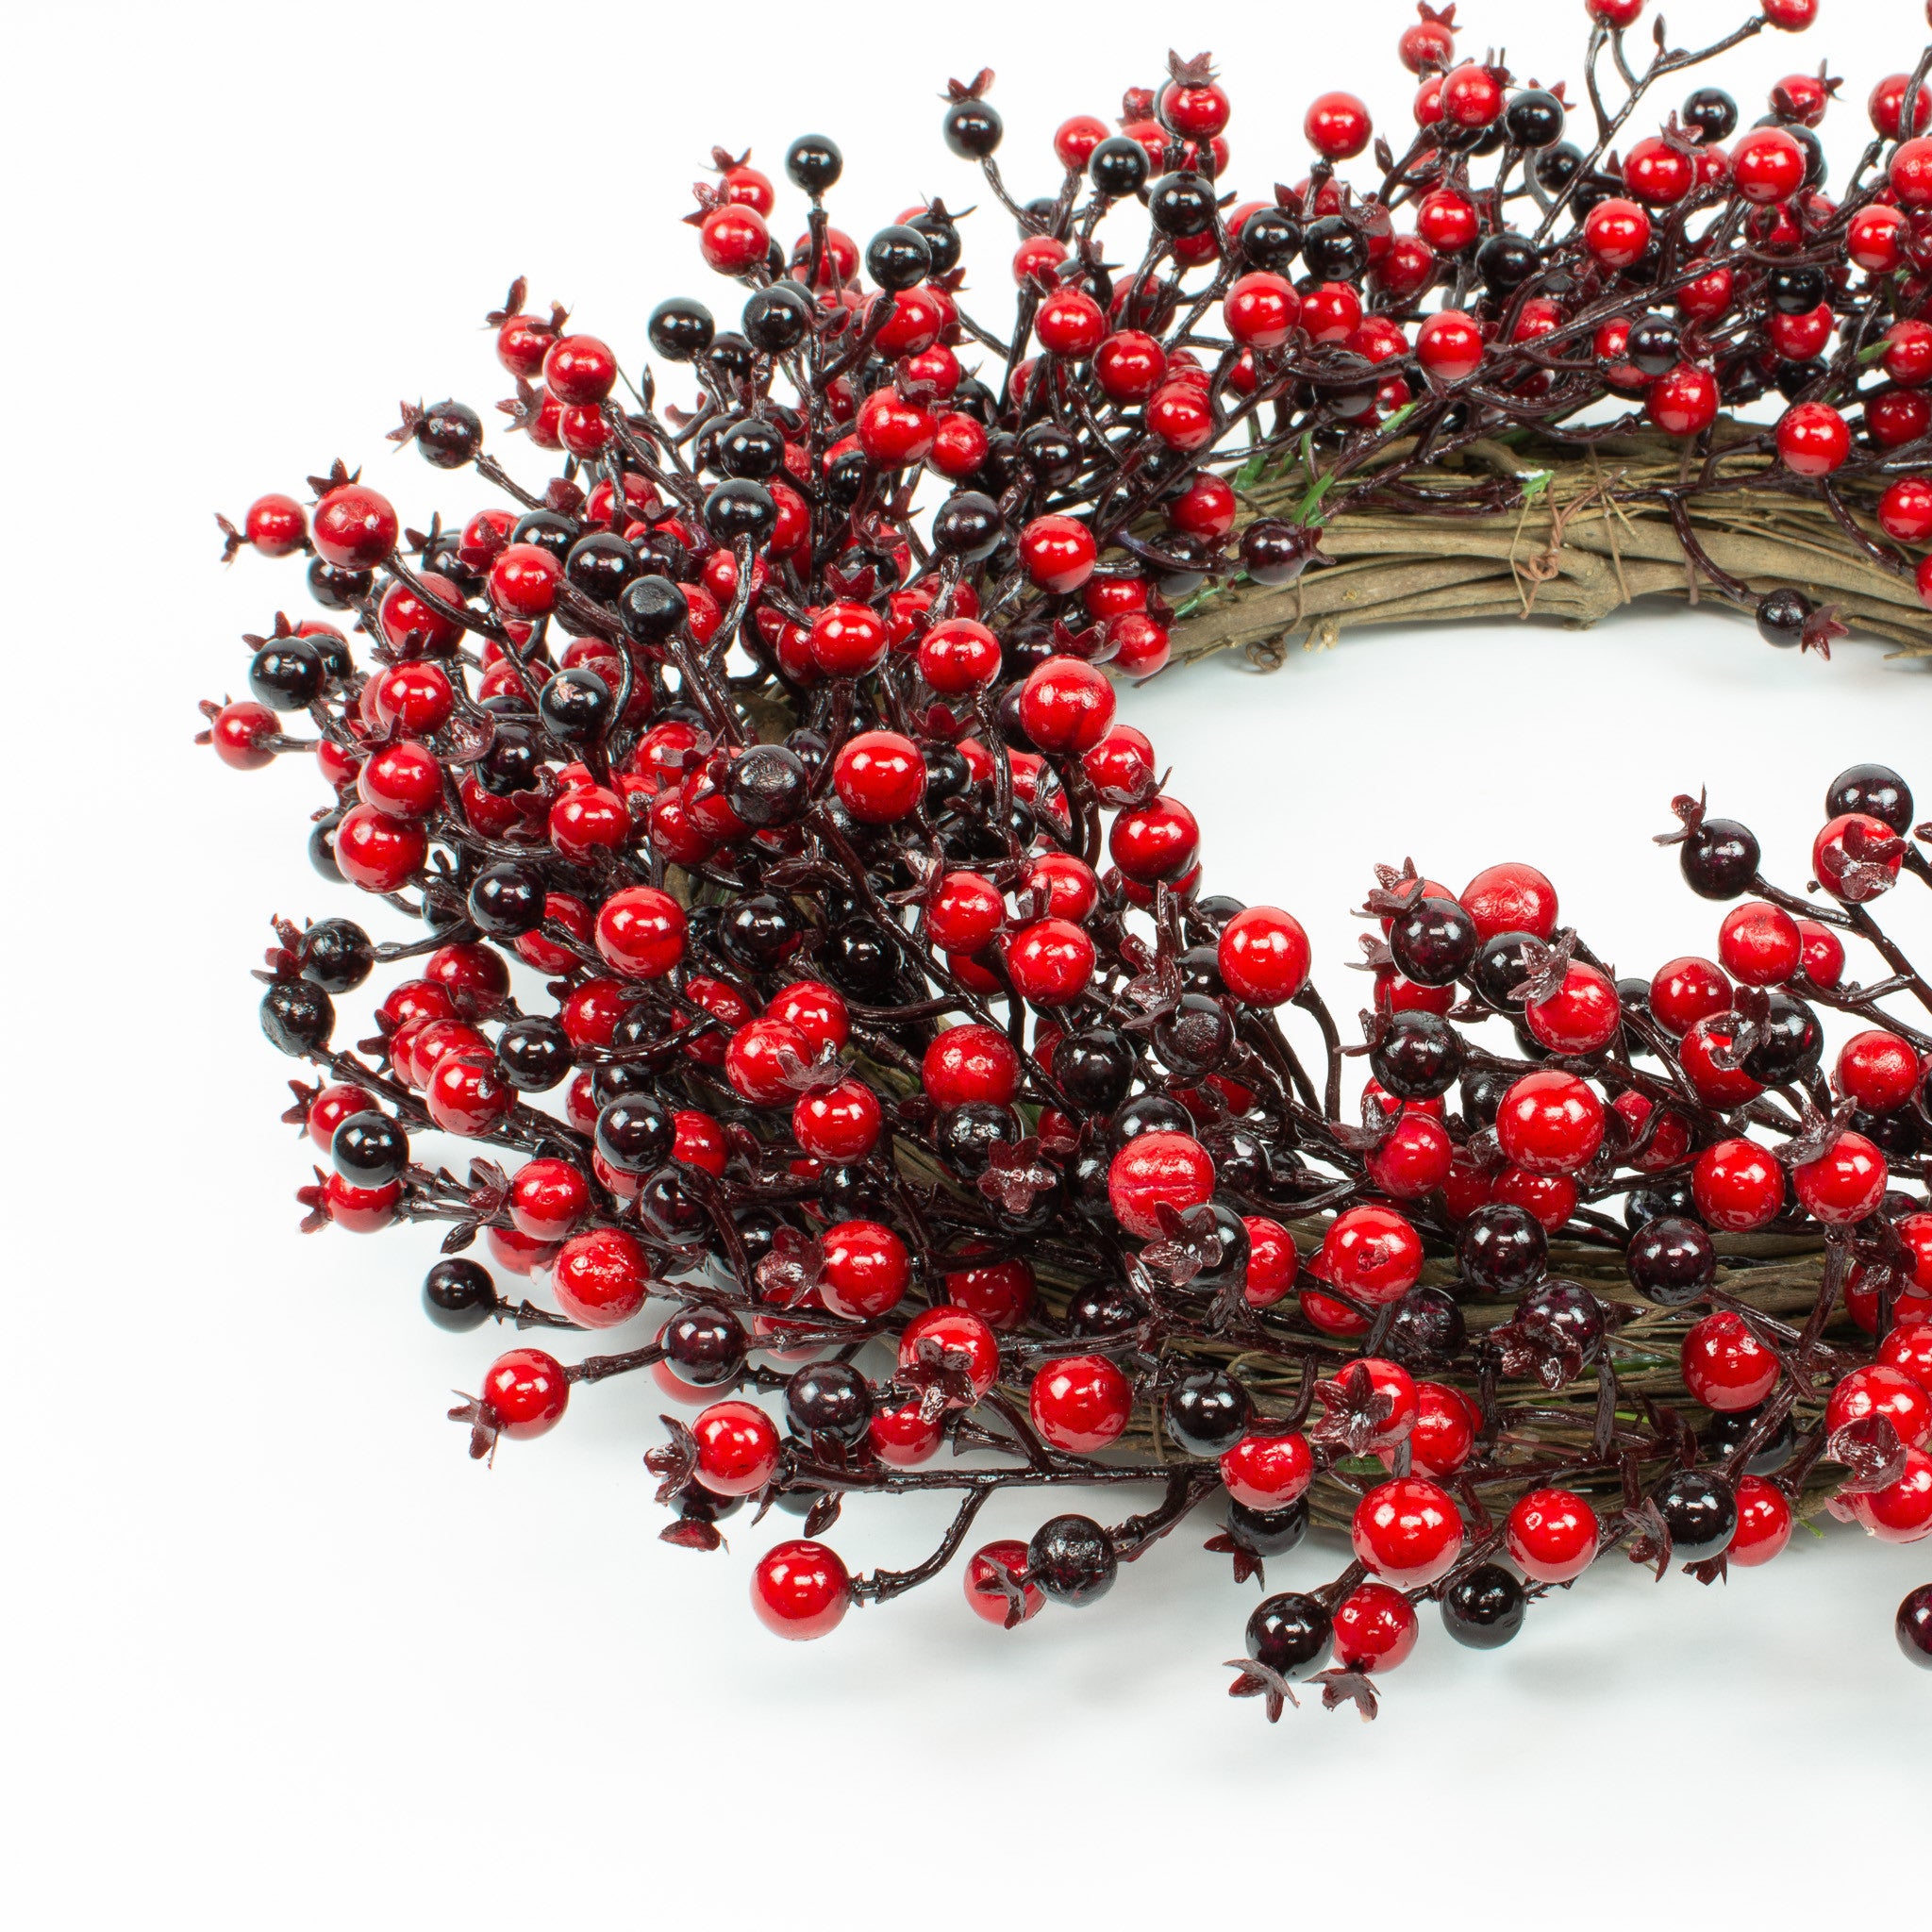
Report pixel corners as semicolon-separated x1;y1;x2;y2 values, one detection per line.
1648;363;1720;436
1108;1131;1216;1240
1692;1139;1785;1232
1733;125;1807;203
898;1307;1000;1405
1717;901;1801;986
1217;906;1310;1004
1351;1476;1464;1587
1305;92;1373;160
1829;1364;1932;1450
552;1228;650;1328
1791;1131;1888;1225
1681;1311;1781;1412
963;1541;1043;1624
750;1540;851;1639
1496;1071;1605;1175
1728;1476;1793;1566
1030;1354;1135;1452
1219;1431;1314;1510
924;1024;1020;1107
482;1349;569;1440
1776;401;1851;476
832;730;925;824
1019;656;1116;756
1316;1204;1424;1307
1523;963;1623;1055
1017;515;1098;592
793;1079;883;1163
1506;1487;1599;1584
1332;1583;1419;1672
1837;1030;1923;1113
1650;955;1732;1036
819;1220;910;1320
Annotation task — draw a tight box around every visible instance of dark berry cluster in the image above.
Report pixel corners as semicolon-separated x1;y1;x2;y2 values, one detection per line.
205;0;1932;1709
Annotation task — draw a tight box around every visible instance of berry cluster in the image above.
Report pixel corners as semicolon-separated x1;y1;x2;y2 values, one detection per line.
205;0;1932;1712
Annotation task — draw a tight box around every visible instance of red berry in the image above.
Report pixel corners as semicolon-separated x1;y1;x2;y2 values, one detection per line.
750;1540;851;1639
1496;1071;1606;1175
594;885;686;978
1584;197;1652;269
208;700;279;771
793;1079;883;1163
897;1307;1000;1405
1796;919;1845;988
1440;61;1504;128
1648;363;1720;437
1219;1431;1313;1509
1094;331;1168;403
1624;134;1694;206
1333;1583;1420;1672
1316;1204;1424;1307
1305;92;1373;160
1692;1138;1784;1232
552;1228;650;1327
1109;794;1200;883
1650;955;1733;1036
918;617;1003;694
1523;962;1624;1055
725;1017;813;1106
1223;273;1300;348
488;541;562;617
482;1349;569;1440
924;1024;1020;1107
819;1220;910;1320
1837;1031;1923;1113
1017;515;1098;592
698;203;769;274
1369;1113;1454;1200
1894;136;1932;209
1733;126;1807;203
692;1401;782;1496
312;483;397;570
1005;918;1096;1007
832;730;925;824
1791;1130;1888;1225
1717;901;1800;985
1847;1448;1932;1543
1879;1323;1932;1393
1728;1475;1793;1566
963;1540;1042;1624
1407;1381;1476;1477
1351;1476;1464;1587
1829;1364;1932;1450
1506;1487;1599;1584
1681;1311;1781;1412
1030;1354;1135;1451
1217;906;1310;1004
1776;401;1851;475
335;804;426;892
945;1257;1037;1331
1108;1131;1216;1239
1019;656;1116;755
1417;190;1478;255
1813;813;1903;903
1036;288;1107;358
1588;0;1644;25
1241;1216;1299;1307
1417;309;1485;383
1459;861;1558;942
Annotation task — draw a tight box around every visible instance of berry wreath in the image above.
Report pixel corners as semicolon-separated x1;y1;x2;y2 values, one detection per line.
201;0;1932;1720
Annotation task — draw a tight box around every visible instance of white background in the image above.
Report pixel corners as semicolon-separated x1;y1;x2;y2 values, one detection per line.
9;2;1932;1925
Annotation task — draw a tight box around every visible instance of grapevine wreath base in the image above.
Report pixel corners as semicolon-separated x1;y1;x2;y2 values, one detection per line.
202;0;1932;1718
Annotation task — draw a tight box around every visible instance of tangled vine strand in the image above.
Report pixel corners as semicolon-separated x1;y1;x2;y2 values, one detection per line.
203;0;1932;1711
